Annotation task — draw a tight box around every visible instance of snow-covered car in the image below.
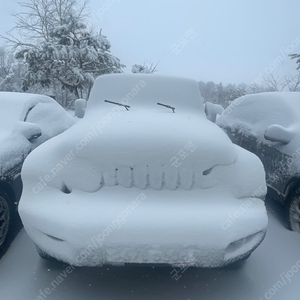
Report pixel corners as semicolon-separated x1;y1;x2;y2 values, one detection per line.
0;92;75;248
217;92;300;232
19;74;268;268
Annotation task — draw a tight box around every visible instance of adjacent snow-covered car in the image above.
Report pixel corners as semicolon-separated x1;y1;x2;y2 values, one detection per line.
0;92;75;248
217;92;300;232
19;74;268;268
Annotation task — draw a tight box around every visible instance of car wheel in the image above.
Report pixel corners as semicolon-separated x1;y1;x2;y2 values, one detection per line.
288;189;300;232
0;190;12;248
35;244;58;262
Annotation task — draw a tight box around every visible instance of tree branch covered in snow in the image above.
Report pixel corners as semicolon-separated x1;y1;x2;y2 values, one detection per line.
0;47;14;78
132;62;159;74
1;0;90;48
1;0;125;105
19;17;125;99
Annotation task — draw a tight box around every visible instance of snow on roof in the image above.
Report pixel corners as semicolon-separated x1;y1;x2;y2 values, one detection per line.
0;92;54;134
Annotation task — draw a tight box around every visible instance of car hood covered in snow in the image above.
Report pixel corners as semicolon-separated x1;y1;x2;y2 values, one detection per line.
0;92;75;177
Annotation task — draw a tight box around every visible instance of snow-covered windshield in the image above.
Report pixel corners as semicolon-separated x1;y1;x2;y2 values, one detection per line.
0;93;52;134
0;93;75;177
87;74;204;114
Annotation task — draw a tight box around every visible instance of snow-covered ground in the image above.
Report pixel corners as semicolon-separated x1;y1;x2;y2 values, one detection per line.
0;199;299;300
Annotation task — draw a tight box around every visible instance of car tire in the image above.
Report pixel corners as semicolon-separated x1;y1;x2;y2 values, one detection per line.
288;188;300;232
0;189;13;248
35;245;58;262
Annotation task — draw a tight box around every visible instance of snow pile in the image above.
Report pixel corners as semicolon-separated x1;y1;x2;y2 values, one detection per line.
0;92;75;177
19;74;268;267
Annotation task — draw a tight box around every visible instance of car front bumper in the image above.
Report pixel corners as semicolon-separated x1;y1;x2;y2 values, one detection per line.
19;186;268;267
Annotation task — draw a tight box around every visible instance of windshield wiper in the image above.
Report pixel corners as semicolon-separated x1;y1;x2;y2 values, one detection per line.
157;102;175;113
104;100;130;111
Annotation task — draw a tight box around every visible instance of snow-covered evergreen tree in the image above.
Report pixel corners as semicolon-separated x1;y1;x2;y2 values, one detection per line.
3;0;125;105
0;59;27;92
17;15;124;100
132;62;158;74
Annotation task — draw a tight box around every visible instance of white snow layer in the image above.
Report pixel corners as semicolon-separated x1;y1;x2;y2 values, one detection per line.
217;92;300;178
204;102;224;122
217;92;300;154
19;74;268;267
0;92;75;176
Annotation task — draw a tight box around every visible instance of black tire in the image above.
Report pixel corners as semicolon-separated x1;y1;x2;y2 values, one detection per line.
0;189;13;248
287;188;300;232
35;244;58;262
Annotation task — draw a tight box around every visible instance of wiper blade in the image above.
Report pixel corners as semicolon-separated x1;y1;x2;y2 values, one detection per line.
157;102;175;113
105;100;130;111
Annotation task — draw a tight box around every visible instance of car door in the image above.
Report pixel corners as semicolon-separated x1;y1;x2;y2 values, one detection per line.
224;126;290;198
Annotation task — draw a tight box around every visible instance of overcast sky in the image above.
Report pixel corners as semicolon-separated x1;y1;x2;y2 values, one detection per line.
1;0;300;84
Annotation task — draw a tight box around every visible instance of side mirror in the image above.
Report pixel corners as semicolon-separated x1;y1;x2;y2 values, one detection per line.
15;122;42;142
75;99;87;119
204;102;224;123
264;125;293;144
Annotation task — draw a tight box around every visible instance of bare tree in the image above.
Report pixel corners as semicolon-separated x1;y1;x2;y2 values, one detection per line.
1;0;89;50
0;47;14;77
261;73;289;91
285;72;300;91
